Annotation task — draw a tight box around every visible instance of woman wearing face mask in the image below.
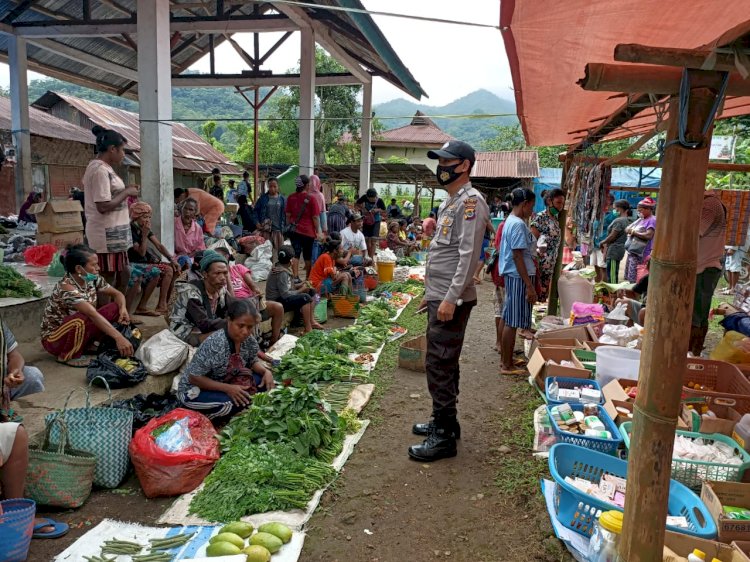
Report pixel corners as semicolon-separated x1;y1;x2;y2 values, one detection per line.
40;245;133;367
624;197;657;282
530;188;565;301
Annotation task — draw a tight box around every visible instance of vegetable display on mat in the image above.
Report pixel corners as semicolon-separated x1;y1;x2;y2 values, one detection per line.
397;256;420;266
275;343;367;384
374;279;424;296
0;265;42;298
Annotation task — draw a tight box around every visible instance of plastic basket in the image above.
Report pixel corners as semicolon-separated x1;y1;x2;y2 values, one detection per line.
547;404;622;455
620;421;750;490
573;349;597;375
0;499;35;562
548;443;717;539
314;298;328;324
545;377;604;406
682;358;750;404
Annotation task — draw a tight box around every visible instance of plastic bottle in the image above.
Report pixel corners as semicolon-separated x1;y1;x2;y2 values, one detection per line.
587;510;623;562
687;549;706;562
548;378;559;401
733;414;750;452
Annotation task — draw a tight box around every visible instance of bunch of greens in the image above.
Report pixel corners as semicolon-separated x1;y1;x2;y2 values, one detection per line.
275;343;367;385
375;279;425;296
189;441;337;521
397;256;420;266
0;265;42;298
221;384;341;457
357;300;397;329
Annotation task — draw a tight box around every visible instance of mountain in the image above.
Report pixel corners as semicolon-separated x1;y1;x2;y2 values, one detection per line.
373;89;517;149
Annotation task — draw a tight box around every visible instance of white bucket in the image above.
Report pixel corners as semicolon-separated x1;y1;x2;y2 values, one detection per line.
595;346;641;389
558;271;594;320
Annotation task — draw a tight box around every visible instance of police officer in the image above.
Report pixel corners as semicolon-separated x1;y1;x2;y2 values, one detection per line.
409;140;489;462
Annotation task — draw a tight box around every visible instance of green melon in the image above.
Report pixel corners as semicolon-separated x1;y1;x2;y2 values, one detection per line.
249;532;283;553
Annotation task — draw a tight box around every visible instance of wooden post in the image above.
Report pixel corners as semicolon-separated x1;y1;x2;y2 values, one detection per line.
546;156;572;316
619;77;721;561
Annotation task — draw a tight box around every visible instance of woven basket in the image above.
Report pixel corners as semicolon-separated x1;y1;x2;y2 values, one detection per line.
0;499;35;562
45;377;133;488
331;293;360;318
25;416;96;508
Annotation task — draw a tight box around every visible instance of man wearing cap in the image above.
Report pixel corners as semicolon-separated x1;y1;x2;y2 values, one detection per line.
409;140;489;462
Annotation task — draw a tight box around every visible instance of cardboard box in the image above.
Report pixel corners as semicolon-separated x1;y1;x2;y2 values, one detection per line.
732;542;750;562
528;347;590;393
29;200;83;233
36;230;84;249
702;481;750;544
602;379;631;421
700;405;741;436
531;325;598;356
664;530;748;561
537;338;583;349
398;335;426;372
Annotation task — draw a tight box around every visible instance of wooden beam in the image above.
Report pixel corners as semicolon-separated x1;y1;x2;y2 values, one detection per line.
2;0;36;24
258;31;292;65
614;43;742;73
557;153;750;173
14;16;297;37
580;62;750;95
619;77;723;562
223;34;255;67
172;73;361;87
27;37;138;80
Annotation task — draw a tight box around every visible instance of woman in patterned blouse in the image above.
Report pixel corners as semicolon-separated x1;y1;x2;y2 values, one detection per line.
40;245;133;367
177;299;275;421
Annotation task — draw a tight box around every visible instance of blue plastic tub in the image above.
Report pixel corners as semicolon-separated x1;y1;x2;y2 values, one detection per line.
0;499;35;562
547;403;622;455
548;443;717;539
545;376;604;406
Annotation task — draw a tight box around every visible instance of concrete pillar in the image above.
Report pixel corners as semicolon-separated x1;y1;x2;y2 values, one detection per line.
137;0;175;250
359;80;372;197
299;27;315;176
8;36;31;210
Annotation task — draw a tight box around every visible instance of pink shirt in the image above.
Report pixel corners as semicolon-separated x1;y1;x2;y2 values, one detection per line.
83;159;132;254
229;264;254;298
174;219;205;257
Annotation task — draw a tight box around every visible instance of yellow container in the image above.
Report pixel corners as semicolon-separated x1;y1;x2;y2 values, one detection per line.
377;261;395;282
420;238;431;249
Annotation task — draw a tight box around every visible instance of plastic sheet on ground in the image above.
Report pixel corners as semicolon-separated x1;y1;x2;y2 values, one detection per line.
541;479;589;562
157;420;370;529
53;519;304;562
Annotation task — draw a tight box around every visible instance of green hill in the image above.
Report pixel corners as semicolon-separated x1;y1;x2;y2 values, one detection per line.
373;89;517;148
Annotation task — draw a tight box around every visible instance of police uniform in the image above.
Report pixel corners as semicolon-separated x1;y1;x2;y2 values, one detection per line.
422;181;489;425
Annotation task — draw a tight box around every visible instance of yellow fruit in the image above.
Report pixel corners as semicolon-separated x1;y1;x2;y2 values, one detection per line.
206;541;242;556
249;532;283;553
209;532;245;549
220;521;254;539
243;544;272;562
258;522;293;544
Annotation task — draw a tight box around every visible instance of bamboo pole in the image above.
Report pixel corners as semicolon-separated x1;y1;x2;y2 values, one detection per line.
614;44;740;72
619;79;721;561
546;156;572;316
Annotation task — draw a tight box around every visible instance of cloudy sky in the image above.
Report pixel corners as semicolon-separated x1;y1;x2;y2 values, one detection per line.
0;0;513;107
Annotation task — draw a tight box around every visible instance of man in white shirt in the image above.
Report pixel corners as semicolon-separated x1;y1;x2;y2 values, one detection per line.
340;213;370;266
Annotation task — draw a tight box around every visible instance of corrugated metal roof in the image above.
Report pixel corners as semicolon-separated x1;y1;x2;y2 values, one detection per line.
471;151;540;179
32;91;240;174
0;95;93;145
0;0;425;100
373;111;454;146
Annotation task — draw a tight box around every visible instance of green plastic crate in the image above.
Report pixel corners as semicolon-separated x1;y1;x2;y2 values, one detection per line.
573;349;597;375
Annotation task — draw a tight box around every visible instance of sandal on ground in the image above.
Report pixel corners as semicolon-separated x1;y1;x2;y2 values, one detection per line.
57;355;95;368
514;357;527;366
499;367;527;376
33;518;69;539
134;309;160;317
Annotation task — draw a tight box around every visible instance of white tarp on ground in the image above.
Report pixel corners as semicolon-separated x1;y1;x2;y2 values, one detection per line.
157;420;370;528
53;519;305;562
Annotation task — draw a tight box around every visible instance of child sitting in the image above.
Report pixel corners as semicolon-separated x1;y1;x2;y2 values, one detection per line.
266;245;324;334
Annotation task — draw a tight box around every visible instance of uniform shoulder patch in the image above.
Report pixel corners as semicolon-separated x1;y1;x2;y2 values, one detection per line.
464;197;477;220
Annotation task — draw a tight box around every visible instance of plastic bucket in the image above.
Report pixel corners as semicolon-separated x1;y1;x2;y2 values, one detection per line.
0;499;35;562
377;261;395;282
595;346;641;388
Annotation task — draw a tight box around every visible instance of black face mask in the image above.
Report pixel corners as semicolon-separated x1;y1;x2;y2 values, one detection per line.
436;162;463;186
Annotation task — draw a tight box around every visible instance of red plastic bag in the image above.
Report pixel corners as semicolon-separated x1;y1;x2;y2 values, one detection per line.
23;244;57;266
129;408;220;498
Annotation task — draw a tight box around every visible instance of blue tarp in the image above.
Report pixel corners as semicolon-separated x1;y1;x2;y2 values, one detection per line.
532;167;661;213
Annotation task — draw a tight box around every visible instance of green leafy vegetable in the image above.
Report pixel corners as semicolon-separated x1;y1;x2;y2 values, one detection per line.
0;265;42;298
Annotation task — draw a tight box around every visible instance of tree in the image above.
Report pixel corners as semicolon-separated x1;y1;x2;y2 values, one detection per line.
201;121;225;153
270;47;362;165
229;122;298;165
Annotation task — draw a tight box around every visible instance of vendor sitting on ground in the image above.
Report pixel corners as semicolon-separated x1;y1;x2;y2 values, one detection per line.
18;192;41;224
386;220;416;257
339;213;373;266
214;247;283;345
309;238;352;295
176;299;275;421
174;197;206;269
128;201;180;316
2;320;44;401
266;245;325;334
40;245;134;367
616;273;649;326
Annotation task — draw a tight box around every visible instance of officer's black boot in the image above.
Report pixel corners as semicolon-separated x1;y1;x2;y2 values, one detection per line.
408;418;458;462
412;418;461;439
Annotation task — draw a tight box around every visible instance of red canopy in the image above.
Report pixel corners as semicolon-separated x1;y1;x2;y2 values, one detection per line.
501;1;750;146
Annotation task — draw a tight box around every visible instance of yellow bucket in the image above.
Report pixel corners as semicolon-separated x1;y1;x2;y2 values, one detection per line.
421;238;431;249
377;261;395;282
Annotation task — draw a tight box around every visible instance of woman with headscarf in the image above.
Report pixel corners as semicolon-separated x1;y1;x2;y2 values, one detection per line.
18;192;41;224
624;197;657;282
128;201;180;316
83;125;138;290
